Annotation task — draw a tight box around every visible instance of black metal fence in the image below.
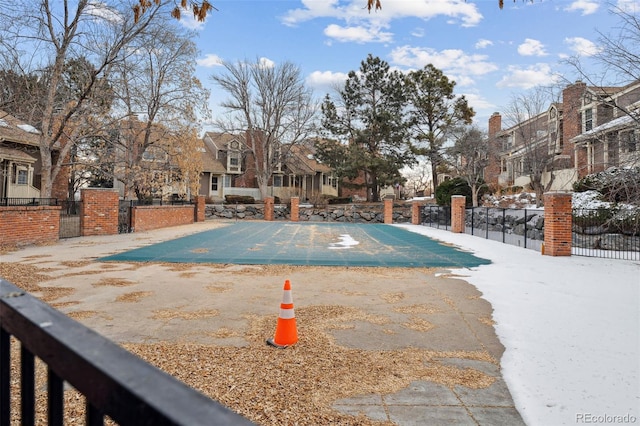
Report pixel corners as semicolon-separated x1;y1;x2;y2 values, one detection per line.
421;205;452;230
59;200;82;238
465;207;545;252
0;197;60;206
572;207;640;260
0;279;254;426
421;204;640;260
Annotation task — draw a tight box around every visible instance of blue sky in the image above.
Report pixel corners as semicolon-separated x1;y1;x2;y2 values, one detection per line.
181;0;636;129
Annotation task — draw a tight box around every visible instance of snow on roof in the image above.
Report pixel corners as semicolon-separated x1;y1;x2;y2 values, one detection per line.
572;113;638;142
17;123;41;134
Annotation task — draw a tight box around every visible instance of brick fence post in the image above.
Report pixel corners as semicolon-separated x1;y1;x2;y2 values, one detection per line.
543;192;572;256
451;195;466;233
81;188;119;236
290;197;299;222
264;197;274;221
411;201;421;225
194;195;205;222
383;198;393;224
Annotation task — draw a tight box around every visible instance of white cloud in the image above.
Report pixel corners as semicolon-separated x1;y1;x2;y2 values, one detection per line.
496;63;560;89
258;57;275;69
306;70;349;91
282;0;483;29
564;0;600;15
306;71;348;96
517;38;548;57
197;53;224;68
463;92;496;113
475;39;493;49
564;37;601;57
86;2;123;23
411;27;425;38
323;24;393;43
390;45;498;76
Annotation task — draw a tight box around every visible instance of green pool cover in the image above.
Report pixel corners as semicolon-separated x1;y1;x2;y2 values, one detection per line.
100;222;490;268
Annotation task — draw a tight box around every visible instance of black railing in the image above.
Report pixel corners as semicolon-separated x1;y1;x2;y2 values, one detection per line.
421;205;451;230
466;207;545;252
135;197;194;206
0;279;254;426
420;204;639;260
572;207;640;260
0;197;60;206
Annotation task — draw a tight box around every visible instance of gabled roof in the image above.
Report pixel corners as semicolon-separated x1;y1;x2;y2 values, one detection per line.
199;139;227;174
284;143;332;175
0;110;41;147
0;146;37;163
203;131;246;152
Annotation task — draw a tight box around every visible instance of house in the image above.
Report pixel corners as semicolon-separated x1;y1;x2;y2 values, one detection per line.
0;109;68;200
486;80;640;192
199;132;339;202
271;142;338;203
570;81;639;176
199;132;260;202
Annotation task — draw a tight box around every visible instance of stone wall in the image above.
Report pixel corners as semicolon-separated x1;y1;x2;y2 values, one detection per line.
205;203;414;223
465;207;545;242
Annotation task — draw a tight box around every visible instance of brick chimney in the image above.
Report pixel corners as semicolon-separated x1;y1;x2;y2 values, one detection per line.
562;81;588;177
488;112;502;138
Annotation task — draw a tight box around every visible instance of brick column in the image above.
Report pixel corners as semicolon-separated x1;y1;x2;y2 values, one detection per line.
81;188;119;236
290;197;299;222
194;195;205;222
383;198;393;224
543;192;572;256
264;197;274;221
411;201;421;225
451;195;466;233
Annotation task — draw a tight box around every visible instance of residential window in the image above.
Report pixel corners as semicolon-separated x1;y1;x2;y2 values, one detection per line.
211;176;218;191
584;109;593;132
273;175;282;187
17;169;28;185
228;151;241;173
623;131;637;152
224;175;231;187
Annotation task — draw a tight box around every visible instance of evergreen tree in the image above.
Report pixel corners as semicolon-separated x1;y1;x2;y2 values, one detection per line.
406;64;474;196
317;54;412;202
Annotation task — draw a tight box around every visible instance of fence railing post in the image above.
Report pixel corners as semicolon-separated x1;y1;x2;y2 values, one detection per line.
543;192;572;256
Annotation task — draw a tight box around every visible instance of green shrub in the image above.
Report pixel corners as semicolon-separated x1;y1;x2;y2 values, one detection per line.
435;177;472;206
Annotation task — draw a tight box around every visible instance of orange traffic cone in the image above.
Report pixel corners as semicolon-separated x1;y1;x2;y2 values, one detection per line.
266;279;298;349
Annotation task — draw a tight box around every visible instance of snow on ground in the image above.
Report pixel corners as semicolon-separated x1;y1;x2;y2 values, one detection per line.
395;224;640;426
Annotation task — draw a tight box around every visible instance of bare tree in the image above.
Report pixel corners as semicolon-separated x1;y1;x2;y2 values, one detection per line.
503;87;560;206
212;59;316;199
446;126;490;207
105;22;210;199
0;0;171;198
402;161;432;198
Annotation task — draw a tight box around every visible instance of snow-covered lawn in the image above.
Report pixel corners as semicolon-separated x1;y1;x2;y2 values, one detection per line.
396;224;640;426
